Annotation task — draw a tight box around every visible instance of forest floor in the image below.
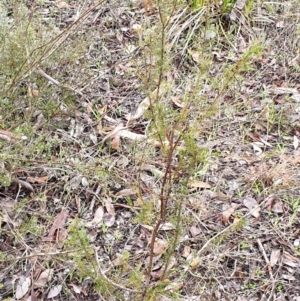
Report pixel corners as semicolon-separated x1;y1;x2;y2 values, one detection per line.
1;0;300;300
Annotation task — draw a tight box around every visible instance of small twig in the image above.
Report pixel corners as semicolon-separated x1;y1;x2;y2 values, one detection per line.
93;246;142;294
37;68;60;85
257;239;276;301
257;239;274;280
89;184;101;211
196;198;269;257
114;202;141;211
0;248;86;262
6;0;105;94
37;68;89;101
15;183;21;201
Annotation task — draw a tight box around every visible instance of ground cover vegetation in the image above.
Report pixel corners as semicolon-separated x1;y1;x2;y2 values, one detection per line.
0;0;300;300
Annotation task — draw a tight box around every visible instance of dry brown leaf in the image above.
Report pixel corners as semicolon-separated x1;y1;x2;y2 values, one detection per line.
243;197;260;218
165;256;176;273
86;206;104;228
70;283;82;294
47;284;62;299
141;164;164;177
129;84;168;122
211;191;231;200
290;155;300;165
142;0;155;15
119;130;146;140
284;252;298;264
34;269;53;287
164;282;183;293
57;228;68;247
13;178;34;192
15;276;31;299
104;198;115;216
130;97;151;121
188;49;201;63
222;207;235;225
270;249;281;267
182;246;191;258
94;206;104;222
233;216;241;224
283;258;298;268
111;132;121;150
141;224;154;231
150;267;164;281
260;137;272;147
269;87;300;102
47;209;68;238
151;256;176;281
153;239;168;255
115;188;136;197
264;196;275;211
101;123;126;143
54;1;70;8
0;199;17;213
134;197;143;207
171;97;185;108
32;89;39;97
27;176;49;184
159;222;176;231
189;225;201;237
271;200;284;213
189;180;211;189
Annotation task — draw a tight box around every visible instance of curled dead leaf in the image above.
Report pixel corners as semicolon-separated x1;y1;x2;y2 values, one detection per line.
222;207;235;225
101;123;125;143
129;84;169;123
13;178;34;192
171;97;185;108
47;209;68;239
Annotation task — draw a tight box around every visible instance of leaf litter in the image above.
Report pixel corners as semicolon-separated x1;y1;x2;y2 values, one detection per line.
1;0;300;300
